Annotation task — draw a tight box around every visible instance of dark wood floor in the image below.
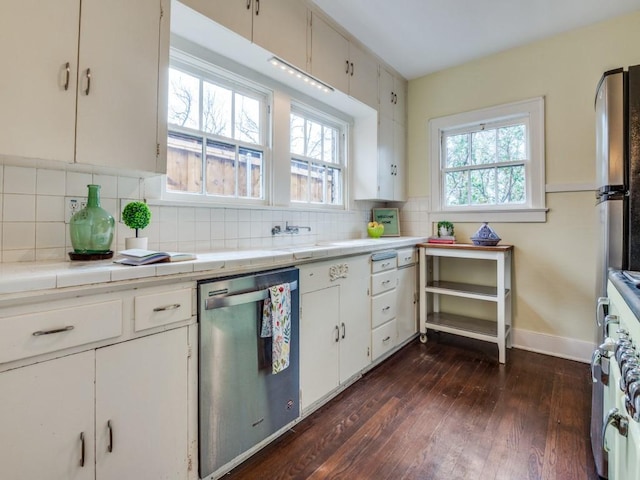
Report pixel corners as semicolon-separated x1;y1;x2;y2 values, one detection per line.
225;333;599;480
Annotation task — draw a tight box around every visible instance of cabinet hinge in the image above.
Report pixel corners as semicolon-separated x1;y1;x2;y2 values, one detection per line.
187;454;193;471
267;104;271;115
367;347;370;357
187;346;193;359
156;143;160;156
160;4;164;19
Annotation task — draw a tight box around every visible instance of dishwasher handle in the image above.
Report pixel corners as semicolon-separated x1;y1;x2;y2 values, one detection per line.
205;280;298;309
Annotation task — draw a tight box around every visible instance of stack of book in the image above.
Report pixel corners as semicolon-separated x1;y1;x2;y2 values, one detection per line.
427;235;456;244
114;249;197;266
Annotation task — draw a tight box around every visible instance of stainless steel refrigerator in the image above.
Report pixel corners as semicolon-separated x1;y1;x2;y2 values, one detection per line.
592;64;640;478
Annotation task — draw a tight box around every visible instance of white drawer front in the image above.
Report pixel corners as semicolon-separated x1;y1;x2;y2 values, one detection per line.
372;319;397;359
0;300;123;364
371;258;396;274
397;248;416;267
371;270;397;296
371;290;397;328
134;288;192;332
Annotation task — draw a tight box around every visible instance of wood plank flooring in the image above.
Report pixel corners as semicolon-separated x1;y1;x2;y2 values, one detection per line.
225;333;599;480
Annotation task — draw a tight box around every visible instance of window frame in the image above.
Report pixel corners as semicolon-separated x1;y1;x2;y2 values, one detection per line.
289;102;348;209
164;52;271;206
429;97;547;223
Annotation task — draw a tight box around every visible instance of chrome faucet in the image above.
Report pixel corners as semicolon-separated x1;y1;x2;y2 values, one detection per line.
271;222;312;235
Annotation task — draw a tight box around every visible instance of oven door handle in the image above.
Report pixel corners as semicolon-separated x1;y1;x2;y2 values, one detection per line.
205;280;298;309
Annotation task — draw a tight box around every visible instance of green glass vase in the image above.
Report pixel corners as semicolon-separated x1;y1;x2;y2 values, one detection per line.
70;184;115;254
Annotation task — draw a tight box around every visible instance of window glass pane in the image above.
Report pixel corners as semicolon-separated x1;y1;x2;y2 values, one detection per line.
234;93;260;144
323;126;338;164
205;141;236;196
167;133;203;193
497;165;526;203
168;69;200;129
238;147;263;199
445;134;469;168
306;120;322;160
470;168;496;205
291;159;308;202
326;166;343;205
290;114;305;156
445;171;468;206
471;129;497;165
309;163;325;203
497;125;526;161
203;82;232;137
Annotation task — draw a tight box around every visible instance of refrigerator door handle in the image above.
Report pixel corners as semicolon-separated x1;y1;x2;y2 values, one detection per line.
596;297;610;327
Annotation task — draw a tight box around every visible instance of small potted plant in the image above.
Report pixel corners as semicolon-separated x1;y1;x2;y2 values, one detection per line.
122;201;151;250
437;220;454;238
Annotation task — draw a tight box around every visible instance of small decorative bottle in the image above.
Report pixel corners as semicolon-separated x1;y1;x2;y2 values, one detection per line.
69;184;115;255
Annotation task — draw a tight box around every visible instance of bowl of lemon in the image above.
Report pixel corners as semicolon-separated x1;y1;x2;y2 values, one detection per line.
367;221;384;238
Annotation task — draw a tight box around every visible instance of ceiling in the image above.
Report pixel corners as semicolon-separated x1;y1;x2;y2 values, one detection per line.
310;0;640;80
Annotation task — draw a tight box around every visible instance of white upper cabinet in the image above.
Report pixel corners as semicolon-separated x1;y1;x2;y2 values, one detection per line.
0;0;79;163
379;66;407;125
0;0;169;174
311;13;379;108
182;0;308;70
76;0;168;173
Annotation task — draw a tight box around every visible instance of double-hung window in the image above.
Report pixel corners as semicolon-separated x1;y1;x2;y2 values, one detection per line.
166;60;269;202
430;97;546;222
290;105;346;207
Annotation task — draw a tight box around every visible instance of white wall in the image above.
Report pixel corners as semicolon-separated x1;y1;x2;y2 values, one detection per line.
403;10;640;359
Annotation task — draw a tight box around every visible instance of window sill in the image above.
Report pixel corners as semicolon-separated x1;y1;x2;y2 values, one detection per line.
430;208;548;223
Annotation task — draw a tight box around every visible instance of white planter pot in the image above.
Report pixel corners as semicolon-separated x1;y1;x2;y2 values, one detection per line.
125;237;148;250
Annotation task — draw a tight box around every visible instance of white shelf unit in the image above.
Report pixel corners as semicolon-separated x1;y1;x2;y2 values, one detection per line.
418;243;513;363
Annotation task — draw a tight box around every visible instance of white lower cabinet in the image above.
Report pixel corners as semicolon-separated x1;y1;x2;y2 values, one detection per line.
0;327;190;480
396;249;418;344
299;255;371;411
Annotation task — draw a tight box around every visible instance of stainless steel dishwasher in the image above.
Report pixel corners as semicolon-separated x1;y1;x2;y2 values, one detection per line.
198;267;300;479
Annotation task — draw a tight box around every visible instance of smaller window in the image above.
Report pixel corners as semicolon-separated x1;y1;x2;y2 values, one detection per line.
290;106;345;207
166;63;268;202
430;97;546;222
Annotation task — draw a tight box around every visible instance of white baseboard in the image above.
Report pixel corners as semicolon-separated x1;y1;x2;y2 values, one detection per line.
512;328;594;364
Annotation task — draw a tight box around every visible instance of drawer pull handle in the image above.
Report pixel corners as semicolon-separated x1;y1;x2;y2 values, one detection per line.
107;420;114;453
79;432;85;467
382;262;390;268
382;306;391;312
32;325;74;336
383;336;391;343
153;303;181;312
334;325;340;343
341;322;346;339
382;280;391;285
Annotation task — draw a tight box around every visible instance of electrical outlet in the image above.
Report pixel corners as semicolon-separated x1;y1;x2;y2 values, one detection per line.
65;197;87;223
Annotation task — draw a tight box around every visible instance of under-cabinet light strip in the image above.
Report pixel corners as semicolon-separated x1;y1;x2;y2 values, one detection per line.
268;56;334;93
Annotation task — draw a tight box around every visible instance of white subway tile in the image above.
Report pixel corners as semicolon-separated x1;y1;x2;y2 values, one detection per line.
36;169;65;196
66;172;93;197
4;194;36;222
5;166;36;194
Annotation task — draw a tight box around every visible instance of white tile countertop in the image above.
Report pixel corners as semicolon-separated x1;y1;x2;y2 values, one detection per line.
0;237;426;298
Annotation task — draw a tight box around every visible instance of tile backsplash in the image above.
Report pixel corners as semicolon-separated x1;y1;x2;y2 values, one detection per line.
0;165;404;263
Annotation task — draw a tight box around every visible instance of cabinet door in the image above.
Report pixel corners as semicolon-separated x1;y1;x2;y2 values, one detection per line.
0;351;94;480
397;265;417;343
76;0;166;172
393;121;407;201
95;328;189;479
378;113;395;201
300;286;340;410
253;0;308;71
348;42;378;108
310;13;349;93
394;76;407;126
0;0;78;163
378;67;395;120
180;0;252;40
339;255;371;382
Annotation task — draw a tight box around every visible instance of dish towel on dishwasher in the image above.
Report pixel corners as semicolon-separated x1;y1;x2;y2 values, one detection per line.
260;283;291;374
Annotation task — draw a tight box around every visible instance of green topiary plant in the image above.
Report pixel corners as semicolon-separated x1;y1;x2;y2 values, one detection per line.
122;201;151;238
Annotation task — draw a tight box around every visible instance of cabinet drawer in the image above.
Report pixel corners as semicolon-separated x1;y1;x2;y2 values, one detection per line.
299;260;350;294
372;319;397;359
371;290;397;328
371;257;396;274
371;270;397;296
0;300;122;364
134;288;192;332
397;248;416;267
